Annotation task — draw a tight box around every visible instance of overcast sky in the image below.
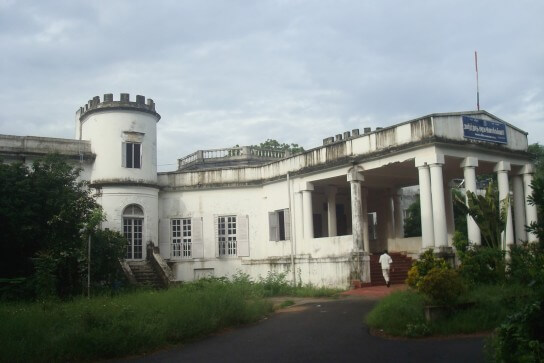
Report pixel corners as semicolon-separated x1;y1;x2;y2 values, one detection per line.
1;0;543;171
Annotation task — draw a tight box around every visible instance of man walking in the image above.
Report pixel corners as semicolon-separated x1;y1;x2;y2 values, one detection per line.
379;250;393;287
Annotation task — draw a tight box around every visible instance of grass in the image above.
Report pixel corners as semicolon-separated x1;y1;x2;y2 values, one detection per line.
365;283;536;337
365;290;426;336
279;299;295;308
231;270;342;298
0;271;339;362
0;281;271;362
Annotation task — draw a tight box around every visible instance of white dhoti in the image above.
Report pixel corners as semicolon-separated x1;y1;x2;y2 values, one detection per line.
382;268;390;283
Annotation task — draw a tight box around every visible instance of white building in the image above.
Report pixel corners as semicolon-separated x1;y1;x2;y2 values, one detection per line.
0;93;538;288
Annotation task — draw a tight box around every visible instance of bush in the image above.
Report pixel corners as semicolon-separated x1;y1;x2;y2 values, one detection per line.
406;249;449;289
509;242;544;288
457;246;506;285
87;229;127;289
418;268;465;306
489;298;544;362
258;271;292;296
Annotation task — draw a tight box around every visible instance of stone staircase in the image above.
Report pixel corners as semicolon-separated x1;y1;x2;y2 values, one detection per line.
370;253;414;286
126;260;165;288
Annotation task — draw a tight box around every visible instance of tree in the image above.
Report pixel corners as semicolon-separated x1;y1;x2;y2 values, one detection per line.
527;177;544;243
528;143;544;180
253;139;304;154
454;181;507;249
403;196;421;237
0;155;126;298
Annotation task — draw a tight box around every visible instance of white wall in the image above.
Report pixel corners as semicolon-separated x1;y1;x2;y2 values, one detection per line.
81;110;158;184
98;185;159;257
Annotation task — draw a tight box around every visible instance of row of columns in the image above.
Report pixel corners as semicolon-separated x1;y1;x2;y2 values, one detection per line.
416;155;448;249
295;155;538;255
420;155;538;250
297;168;404;254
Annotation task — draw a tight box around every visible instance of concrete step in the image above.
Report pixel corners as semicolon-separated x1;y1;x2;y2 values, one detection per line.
126;261;163;288
369;253;414;286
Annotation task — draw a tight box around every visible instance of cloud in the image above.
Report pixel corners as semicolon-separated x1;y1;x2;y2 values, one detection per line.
1;0;543;171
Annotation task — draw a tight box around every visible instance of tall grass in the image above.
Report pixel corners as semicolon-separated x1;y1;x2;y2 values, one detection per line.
365;284;536;337
431;283;536;335
365;290;426;336
0;271;340;362
231;270;342;298
0;280;272;362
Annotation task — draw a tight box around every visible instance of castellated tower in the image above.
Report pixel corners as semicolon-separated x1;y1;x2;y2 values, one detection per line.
76;93;160;260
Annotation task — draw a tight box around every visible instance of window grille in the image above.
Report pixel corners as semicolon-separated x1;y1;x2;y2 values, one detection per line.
218;216;237;256
172;218;192;258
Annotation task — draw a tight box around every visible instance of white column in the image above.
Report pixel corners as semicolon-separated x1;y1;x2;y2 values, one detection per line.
430;162;448;248
444;183;455;237
512;175;527;243
393;189;404;238
417;163;434;249
326;186;337;237
348;168;364;251
461;157;481;245
301;182;314;240
521;165;538;243
386;191;395;238
294;190;304;245
362;187;370;253
495;161;514;249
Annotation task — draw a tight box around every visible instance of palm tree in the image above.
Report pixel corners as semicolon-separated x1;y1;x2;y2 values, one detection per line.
455;181;508;249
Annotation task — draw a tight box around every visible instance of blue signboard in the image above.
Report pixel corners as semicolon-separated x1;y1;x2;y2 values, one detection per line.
462;116;507;144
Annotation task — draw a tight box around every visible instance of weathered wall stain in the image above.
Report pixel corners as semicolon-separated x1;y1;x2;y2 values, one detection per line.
411;117;433;140
376;128;397;149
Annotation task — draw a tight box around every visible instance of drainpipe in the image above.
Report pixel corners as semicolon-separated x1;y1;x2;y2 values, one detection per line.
287;172;296;286
87;234;91;298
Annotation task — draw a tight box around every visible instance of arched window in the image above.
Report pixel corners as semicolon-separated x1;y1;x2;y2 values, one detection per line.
123;204;144;259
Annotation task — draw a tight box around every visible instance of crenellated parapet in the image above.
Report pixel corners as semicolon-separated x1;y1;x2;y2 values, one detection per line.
78;93;161;121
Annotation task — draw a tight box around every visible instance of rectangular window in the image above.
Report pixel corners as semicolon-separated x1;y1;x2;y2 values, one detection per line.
218;216;237;256
124;142;141;168
172;218;191;258
269;209;290;241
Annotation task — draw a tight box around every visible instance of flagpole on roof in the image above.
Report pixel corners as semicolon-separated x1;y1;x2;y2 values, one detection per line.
475;51;480;111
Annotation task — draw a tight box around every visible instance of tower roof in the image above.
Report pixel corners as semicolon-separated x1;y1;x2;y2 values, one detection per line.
78;93;160;121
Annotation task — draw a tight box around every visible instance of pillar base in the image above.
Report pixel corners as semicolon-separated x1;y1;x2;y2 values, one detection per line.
350;251;370;283
434;246;455;267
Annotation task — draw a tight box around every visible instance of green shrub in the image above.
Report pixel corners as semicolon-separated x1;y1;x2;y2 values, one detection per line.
489;298;544;363
457;246;506;285
452;230;469;256
406;249;449;289
418;267;465;306
87;229;127;289
258;271;292;296
0;277;33;301
32;252;58;299
509;242;544;288
453;229;507;286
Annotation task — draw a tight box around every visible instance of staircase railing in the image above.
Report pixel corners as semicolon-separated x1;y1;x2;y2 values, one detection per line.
119;259;137;285
146;242;174;288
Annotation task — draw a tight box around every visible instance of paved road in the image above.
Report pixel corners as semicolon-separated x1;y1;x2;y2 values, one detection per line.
120;296;485;363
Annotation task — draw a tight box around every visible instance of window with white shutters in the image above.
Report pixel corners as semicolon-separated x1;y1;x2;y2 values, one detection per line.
215;215;249;257
171;218;191;258
218;216;237;256
268;209;290;241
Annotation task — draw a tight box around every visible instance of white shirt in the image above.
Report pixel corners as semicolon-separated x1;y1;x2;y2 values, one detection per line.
379;253;393;269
